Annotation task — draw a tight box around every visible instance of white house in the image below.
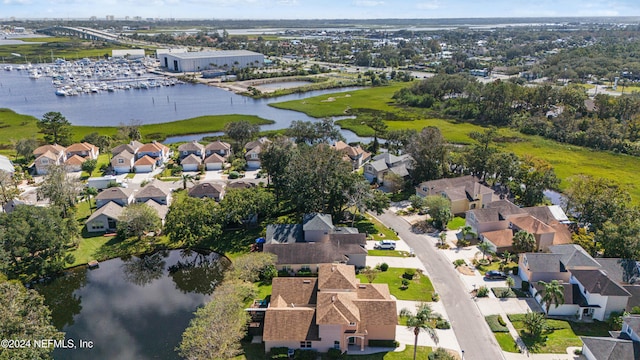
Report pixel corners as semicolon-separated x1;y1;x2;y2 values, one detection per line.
134;155;157;173
111;150;135;174
204;153;225;170
180;154;202;172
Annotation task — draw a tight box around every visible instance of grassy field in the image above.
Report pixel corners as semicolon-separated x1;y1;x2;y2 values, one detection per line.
357;267;435;301
354;213;400;241
270;84;640;203
508;314;610;353
0;108;272;156
343;346;433;360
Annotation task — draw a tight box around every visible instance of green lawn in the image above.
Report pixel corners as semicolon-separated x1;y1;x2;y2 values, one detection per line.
447;217;466;230
232;342;267;360
508;314;610;353
475;260;518;275
343;346;433;360
354;213;400;241
368;250;412;257
494;333;520;353
357;268;435;301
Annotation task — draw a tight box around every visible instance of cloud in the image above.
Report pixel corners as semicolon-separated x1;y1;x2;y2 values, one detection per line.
353;0;384;7
3;0;32;4
416;1;440;10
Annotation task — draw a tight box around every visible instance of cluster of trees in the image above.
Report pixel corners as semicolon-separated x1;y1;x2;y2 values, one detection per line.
394;74;640;156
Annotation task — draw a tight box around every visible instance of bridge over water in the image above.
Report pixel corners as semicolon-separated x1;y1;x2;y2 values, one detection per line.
37;26;125;43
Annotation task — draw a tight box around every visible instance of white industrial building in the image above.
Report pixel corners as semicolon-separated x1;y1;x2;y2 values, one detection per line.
159;50;264;72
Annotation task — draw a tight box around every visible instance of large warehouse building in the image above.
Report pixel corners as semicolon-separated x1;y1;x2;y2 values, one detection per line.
159;50;264;72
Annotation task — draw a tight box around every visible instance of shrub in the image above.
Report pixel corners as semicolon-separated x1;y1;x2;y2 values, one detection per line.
574;349;582;355
294;350;317;360
277;269;290;277
368;340;399;347
436;319;451;329
401;279;410;288
521;281;530;291
296;269;313;277
632;306;640;315
269;347;289;359
453;259;466;268
485;315;509;332
608;311;627;331
327;348;342;359
431;292;440;302
437;243;450;249
228;171;241;179
402;269;416;280
457;238;470;247
428;348;455;360
477;286;489;298
379;263;389;272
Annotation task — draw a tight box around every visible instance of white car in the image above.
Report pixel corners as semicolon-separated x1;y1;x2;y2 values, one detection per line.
374;240;396;250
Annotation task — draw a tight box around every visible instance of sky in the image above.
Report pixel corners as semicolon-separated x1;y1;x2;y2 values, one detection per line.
2;0;640;20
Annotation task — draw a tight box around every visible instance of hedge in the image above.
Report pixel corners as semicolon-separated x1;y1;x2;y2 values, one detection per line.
485;315;509;333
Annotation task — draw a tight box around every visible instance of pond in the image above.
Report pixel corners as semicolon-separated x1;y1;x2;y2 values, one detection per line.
34;249;230;360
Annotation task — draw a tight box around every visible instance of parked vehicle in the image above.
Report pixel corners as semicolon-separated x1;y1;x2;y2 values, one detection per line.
374;240;396;250
485;270;507;280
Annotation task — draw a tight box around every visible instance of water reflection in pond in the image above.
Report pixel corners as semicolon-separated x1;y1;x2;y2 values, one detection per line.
35;249;230;360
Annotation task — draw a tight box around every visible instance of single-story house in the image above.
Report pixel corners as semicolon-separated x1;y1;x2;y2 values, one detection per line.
180;154;203;172
95;187;134;208
134;155;157;173
262;263;397;353
85;201;123;233
188;182;226;201
135;184;169;205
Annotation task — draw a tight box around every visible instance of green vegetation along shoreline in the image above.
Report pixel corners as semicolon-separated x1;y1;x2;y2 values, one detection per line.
0;108;273;153
270;84;640;203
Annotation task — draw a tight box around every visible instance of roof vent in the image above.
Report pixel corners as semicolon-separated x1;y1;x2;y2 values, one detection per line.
303;280;311;284
290;303;295;308
331;295;336;303
359;285;367;289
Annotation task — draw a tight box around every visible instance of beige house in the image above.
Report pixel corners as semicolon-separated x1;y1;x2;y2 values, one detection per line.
64;154;86;172
177;140;205;160
134;155;157;173
33;144;66;175
333;141;371;170
135;184;169;205
111;150;135;174
95;187;134;208
204;153;226;170
66;142;99;160
416;176;495;215
205;140;232;158
263;264;397;353
86;201;123;233
111;141;143;157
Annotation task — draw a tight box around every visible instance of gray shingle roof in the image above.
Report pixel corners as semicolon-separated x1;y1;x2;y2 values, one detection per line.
581;336;640;360
549;244;602;269
571;269;631;297
86;201;123;222
303;213;334;232
136;184;167;199
266;224;303;244
95;187;132;201
522;253;564;273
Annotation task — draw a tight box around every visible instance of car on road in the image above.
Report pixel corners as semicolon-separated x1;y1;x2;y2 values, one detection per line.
484;270;507;280
374;240;396;250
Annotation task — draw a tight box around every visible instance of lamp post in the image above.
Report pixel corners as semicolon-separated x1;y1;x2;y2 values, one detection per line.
461;350;465;359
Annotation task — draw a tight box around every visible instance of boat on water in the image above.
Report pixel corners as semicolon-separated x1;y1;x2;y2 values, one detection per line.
28;70;42;79
3;65;12;71
55;89;67;96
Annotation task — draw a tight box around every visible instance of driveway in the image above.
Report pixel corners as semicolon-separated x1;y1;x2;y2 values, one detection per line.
373;209;505;360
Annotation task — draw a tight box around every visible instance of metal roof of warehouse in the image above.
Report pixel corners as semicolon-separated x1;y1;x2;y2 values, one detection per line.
166;50;263;59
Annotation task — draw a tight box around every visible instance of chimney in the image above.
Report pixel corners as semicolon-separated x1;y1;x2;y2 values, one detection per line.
331;295;335;303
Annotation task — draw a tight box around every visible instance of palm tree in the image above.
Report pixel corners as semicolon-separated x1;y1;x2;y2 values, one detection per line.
477;241;491;261
513;230;536;253
536;280;565;316
176;173;195;190
461;225;477;240
502;251;514;265
438;232;447;246
83;186;98;213
399;303;440;360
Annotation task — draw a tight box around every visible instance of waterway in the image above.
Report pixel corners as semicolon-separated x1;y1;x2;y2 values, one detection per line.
33;249;230;360
0;68;371;142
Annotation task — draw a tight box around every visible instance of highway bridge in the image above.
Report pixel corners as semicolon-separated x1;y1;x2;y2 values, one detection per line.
37;26;124;43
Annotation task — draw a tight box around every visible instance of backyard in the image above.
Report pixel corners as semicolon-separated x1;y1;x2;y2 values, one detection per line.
356;267;435;301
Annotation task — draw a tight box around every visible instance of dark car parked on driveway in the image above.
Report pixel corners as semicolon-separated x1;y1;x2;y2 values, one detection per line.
484;270;507;280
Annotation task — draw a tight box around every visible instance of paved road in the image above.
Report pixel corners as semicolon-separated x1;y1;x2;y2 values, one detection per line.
375;210;505;360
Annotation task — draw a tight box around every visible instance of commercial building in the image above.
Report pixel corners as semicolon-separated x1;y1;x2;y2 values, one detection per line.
159;50;264;72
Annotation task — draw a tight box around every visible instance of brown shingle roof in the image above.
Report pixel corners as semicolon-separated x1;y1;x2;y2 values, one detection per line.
112;141;143;155
96;187;132;201
263;242;366;265
318;263;358;291
177;140;204;152
205;140;231;151
136;184;167;199
134;155;156;166
86;201;123;222
204;153;225;164
510;215;555;234
66;142;98;153
34;144;65;156
64;154;86;165
188;182;225;198
138;141;168;153
316;292;359;325
482;229;514;249
180;153;202;165
271;277;318;306
263;308;318;341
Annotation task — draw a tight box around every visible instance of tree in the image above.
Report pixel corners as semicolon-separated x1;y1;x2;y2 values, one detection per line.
0;170;19;209
37;165;82;218
286;118;344;145
260;136;293;200
81;158;98;175
37;111;72;146
116;120;142;141
597;211;640;259
177;173;196;190
424;195;452;231
477;241;491;261
571;228;597;256
361;266;380;283
564;175;630;232
510;156;559;207
406;127;449;184
226;252;277;283
14;138;38;161
81;132;112;153
460;226;477;241
0;205;76;281
219;187;275;228
82;186;98;213
513;230;536;253
0;280;64;360
224;121;259;152
464;128;499;181
536;280;565;316
383;172;405;193
523;311;547;339
385;129;416;155
117;203;162;241
365;116;388;153
177;280;255;360
399;303;440;360
165;197;222;247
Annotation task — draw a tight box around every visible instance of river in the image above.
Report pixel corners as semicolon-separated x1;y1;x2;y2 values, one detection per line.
0;68;371;142
33;249;230;360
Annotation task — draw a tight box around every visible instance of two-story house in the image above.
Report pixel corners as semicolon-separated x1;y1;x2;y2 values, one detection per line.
177;140;205;160
205;140;232;158
363;152;411;184
333;141;371;170
581;315;640;360
66;142;99;160
136;141;170;165
111;150;135;174
33;144;66;175
416;175;496;215
262;263;397;353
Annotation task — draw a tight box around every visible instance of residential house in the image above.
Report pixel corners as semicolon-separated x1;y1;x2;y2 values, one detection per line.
135;184;169;205
205;140;232;158
203;153;226;170
136;141;170;165
33;144;66;175
263;213;367;272
581;315;640;360
177;140;205;160
227;180;256;190
86;201;123;233
111;150;135;174
333;141;371;170
262;263;397;353
245;137;271;169
66;142;99;160
64;154;86;172
363;152;411;184
134;155;157;173
180;154;203;172
188;182;226;201
111;140;143;157
416;175;496;215
519;245;632;321
95;187;134;208
143;199;169;226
